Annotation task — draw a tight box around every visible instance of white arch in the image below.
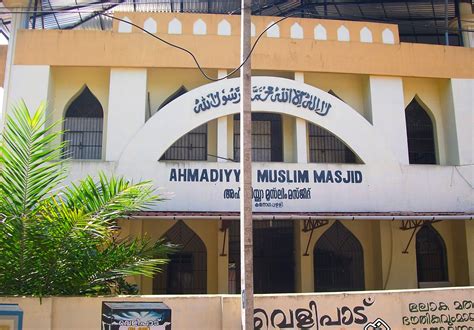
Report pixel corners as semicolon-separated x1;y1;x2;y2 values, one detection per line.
119;77;398;166
218;19;231;36
118;17;132;33
266;22;280;38
144;17;157;34
168;18;182;34
382;28;395;44
360;27;373;43
290;22;304;39
337;25;350;41
314;24;327;40
193;19;207;35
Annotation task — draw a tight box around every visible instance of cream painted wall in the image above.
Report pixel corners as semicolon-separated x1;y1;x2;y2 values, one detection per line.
282;114;295;162
441;79;473;166
207;118;217;161
106;68;147;161
49;67;110;157
4;65;50;119
304;72;370;121
368;76;409;164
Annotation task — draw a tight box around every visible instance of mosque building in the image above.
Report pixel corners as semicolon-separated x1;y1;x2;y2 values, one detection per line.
0;0;473;295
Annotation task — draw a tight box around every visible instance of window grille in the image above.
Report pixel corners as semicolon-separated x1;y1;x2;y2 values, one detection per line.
416;225;448;282
405;99;436;164
63;86;104;160
228;220;295;294
161;124;208;160
314;221;365;292
308;123;357;163
233;113;283;162
153;221;207;294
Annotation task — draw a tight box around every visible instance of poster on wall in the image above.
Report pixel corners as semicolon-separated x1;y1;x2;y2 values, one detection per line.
101;302;171;330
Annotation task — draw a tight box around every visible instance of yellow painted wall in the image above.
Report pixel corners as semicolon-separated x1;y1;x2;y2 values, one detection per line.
147;68;216;119
125;219;221;294
49;67;110;157
119;218;471;295
14;30;473;79
305;72;370;121
466;221;474;285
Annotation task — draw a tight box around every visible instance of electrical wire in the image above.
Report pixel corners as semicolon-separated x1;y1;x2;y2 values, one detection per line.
100;11;299;81
0;7;472;82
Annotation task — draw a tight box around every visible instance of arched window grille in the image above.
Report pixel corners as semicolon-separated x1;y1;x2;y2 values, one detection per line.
153;221;207;294
233;113;283;162
416;224;448;283
157;85;187;111
405;99;436;164
314;221;365;292
63;86;104;160
161;124;208;160
228;220;294;294
308;123;357;163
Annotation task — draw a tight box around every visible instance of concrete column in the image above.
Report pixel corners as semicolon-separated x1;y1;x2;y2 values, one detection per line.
294;220;314;292
106;68;147;161
444;79;473;165
3;65;51;121
216;70;229;162
294;72;308;163
368;76;409;164
1;8;28;126
217;221;229;293
459;1;474;48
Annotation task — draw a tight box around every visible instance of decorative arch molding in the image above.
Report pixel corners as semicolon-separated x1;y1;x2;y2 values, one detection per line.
119;77;397;165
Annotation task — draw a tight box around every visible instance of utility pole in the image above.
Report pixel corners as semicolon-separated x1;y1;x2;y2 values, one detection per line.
240;0;254;328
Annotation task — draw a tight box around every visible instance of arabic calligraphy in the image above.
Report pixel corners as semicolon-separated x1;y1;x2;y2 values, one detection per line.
193;85;333;116
253;297;375;329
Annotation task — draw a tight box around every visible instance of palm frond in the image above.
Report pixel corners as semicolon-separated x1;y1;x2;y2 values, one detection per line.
0;101;67;216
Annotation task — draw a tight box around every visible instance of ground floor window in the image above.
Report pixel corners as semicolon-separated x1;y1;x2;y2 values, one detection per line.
153;221;207;294
228;220;294;294
416;224;448;283
314;221;365;292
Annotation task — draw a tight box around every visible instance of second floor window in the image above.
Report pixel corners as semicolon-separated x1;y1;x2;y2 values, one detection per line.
233;113;283;162
63;86;103;160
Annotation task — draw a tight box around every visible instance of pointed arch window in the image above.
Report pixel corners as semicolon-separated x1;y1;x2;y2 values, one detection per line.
308;123;358;163
416;224;448;283
157;85;187;111
153;221;207;294
63;86;104;160
314;221;364;292
405;99;436;164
